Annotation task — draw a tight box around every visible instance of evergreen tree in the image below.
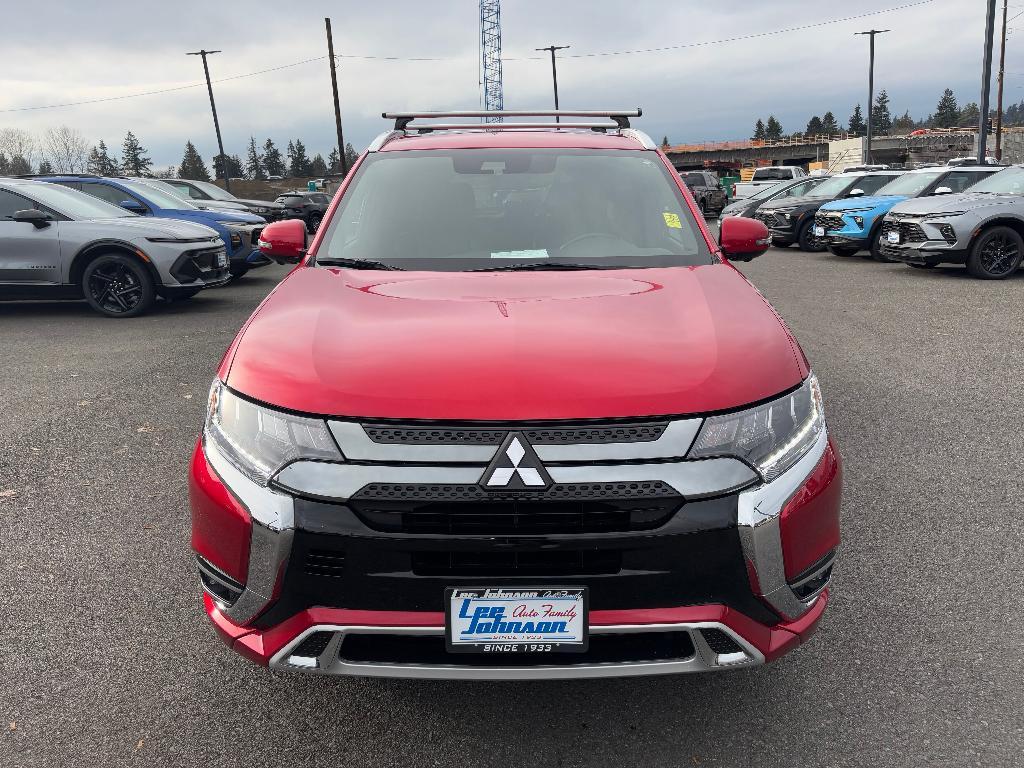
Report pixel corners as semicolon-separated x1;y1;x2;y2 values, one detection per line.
263;138;284;176
213;153;243;179
933;88;960;128
309;153;328;176
0;152;8;175
765;115;783;141
892;110;915;134
849;104;866;134
87;140;119;175
805;115;824;136
344;142;359;170
661;135;670;148
289;139;311;177
871;90;892;135
821;111;839;134
752;119;766;141
8;155;32;174
245;136;264;180
957;101;980;128
120;131;152;176
286;140;297;173
37;159;54;174
178;141;210;180
327;147;340;173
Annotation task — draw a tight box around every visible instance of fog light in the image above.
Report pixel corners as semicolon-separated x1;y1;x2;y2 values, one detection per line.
229;233;242;249
938;224;956;244
853;216;864;227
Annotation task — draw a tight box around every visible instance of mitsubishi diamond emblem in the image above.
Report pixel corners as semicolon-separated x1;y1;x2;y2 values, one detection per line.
481;432;553;490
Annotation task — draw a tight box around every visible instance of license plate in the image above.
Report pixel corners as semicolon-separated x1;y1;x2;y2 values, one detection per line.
217;251;228;268
813;225;825;237
446;586;588;653
887;231;900;244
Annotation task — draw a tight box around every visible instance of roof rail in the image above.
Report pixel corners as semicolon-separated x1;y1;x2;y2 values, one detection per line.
382;109;642;131
14;172;102;179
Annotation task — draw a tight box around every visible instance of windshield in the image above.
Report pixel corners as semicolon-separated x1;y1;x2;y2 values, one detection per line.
778;177;827;198
967;166;1024;194
873;172;945;197
189;180;237;201
316;149;712;271
121;179;198;210
20;182;135;219
753;167;796;181
806;175;862;199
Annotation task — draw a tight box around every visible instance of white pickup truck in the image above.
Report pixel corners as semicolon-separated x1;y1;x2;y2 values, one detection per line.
733;166;807;200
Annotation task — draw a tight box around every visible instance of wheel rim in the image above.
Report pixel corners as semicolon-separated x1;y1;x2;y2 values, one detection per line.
311;214;322;232
88;263;143;314
979;233;1020;276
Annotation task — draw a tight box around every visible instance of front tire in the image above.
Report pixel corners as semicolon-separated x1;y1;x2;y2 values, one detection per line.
82;254;155;318
828;244;860;257
870;225;896;262
307;212;323;233
797;220;825;252
967;226;1024;279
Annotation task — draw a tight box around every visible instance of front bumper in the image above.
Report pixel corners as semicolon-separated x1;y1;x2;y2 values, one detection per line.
190;417;841;679
223;225;272;269
879;240;968;265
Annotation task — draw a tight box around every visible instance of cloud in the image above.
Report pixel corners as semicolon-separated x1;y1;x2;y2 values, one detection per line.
0;0;1000;167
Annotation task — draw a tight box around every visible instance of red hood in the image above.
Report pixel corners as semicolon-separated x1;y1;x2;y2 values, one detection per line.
224;265;806;420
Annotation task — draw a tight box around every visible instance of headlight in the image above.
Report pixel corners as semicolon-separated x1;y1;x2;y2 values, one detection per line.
922;211;965;219
204;381;342;485
217;220;246;228
688;374;824;483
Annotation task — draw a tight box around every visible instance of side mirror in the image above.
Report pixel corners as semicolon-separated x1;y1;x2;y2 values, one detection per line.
933;186;953;195
120;200;147;214
12;209;52;228
847;188;865;197
258;218;307;264
719;216;771;262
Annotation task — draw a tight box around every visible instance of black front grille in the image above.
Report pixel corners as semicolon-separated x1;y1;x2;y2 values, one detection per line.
756;212;781;228
338;631;696;667
250;227;263;247
360;422;667;445
349;484;682;535
814;212;845;232
700;628;743;655
881;218;927;243
411;549;622;576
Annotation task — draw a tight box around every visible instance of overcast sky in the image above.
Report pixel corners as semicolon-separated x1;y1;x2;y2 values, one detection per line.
0;0;1008;169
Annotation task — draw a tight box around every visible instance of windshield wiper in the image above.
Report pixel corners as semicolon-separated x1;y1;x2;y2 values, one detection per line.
469;261;609;272
316;257;404;271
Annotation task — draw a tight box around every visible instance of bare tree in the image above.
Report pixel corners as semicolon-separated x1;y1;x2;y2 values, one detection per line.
0;127;36;169
43;125;89;173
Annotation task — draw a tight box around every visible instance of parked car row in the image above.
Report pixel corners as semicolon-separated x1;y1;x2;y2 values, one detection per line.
723;161;1024;280
0;171;334;317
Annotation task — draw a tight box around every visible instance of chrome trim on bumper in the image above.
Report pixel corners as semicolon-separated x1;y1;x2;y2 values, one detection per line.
326;418;702;464
272;456;758;501
203;438;296;625
269;622;764;680
736;428;829;621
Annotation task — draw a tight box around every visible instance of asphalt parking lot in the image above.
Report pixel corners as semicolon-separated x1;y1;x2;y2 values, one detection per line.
3;249;1022;768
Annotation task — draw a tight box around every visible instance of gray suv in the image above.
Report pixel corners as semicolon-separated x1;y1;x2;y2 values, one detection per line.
880;165;1024;279
0;178;228;317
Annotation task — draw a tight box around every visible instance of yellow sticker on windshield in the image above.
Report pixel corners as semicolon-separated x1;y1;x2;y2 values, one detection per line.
663;212;682;228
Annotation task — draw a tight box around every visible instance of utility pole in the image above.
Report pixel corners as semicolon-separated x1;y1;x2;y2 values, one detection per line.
535;45;570;121
995;0;1008;160
325;18;349;175
855;30;889;165
186;49;230;193
976;0;998;164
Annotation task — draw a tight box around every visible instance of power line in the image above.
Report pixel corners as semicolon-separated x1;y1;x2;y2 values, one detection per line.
0;0;943;114
503;0;939;60
0;55;330;113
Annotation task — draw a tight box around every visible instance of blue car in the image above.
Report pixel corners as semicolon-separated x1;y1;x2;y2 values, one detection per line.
36;175;271;278
813;165;998;260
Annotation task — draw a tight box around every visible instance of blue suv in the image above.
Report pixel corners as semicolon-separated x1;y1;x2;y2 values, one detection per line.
37;175;271;279
814;165;998;261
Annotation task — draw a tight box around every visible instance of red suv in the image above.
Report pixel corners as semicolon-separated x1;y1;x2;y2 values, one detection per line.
190;110;842;679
